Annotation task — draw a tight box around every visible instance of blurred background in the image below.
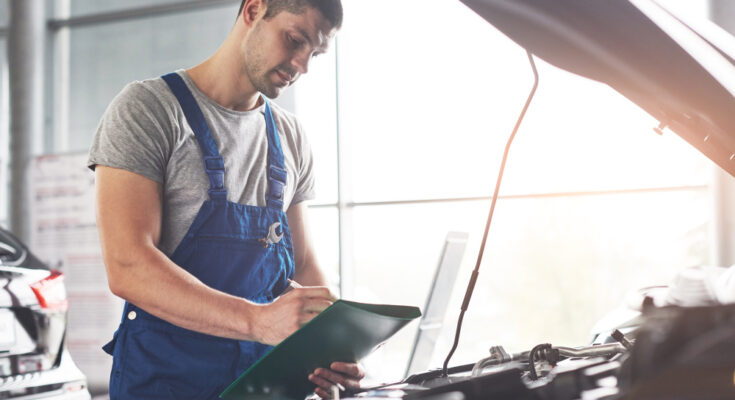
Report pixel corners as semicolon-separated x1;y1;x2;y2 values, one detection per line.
2;0;735;396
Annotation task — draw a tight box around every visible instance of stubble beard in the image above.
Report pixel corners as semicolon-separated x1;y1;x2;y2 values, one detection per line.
245;62;281;99
243;26;281;99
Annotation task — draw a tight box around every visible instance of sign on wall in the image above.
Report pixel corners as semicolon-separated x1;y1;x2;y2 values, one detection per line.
29;153;122;392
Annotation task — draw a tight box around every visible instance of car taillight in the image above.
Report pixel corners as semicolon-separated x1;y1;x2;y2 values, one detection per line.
63;382;87;392
30;270;69;312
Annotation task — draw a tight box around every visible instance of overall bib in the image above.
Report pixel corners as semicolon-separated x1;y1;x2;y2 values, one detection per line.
102;72;295;399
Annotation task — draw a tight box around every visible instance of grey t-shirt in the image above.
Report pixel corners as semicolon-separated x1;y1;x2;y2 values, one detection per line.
88;70;315;256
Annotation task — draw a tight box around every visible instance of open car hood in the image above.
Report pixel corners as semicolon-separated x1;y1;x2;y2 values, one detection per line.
460;0;735;177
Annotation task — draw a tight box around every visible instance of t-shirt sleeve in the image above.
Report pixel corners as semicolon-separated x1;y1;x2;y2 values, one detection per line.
291;119;316;205
87;82;173;184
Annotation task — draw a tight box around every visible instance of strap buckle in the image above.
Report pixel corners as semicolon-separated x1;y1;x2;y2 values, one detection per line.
268;165;287;200
203;156;226;200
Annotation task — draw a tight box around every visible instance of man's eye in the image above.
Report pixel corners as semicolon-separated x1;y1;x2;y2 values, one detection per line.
287;35;304;48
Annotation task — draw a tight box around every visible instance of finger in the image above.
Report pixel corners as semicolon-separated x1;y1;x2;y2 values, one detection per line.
297;286;338;302
313;367;362;389
337;376;361;390
314;387;331;399
313;368;343;386
303;298;333;314
330;362;366;379
308;372;335;391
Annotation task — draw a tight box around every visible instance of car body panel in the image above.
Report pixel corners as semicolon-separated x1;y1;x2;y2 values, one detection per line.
459;0;735;177
0;350;90;400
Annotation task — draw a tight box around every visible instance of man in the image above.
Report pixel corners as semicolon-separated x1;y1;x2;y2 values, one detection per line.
88;0;363;398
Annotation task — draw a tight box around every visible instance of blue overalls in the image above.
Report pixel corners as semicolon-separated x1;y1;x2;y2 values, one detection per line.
102;72;295;399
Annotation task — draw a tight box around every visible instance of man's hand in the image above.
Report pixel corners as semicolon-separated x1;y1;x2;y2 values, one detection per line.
251;285;337;345
309;362;365;399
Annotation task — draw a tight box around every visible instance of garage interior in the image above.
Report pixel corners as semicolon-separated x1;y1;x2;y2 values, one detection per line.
2;0;735;399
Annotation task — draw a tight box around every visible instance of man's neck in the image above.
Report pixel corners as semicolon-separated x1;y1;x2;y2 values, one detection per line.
186;44;262;112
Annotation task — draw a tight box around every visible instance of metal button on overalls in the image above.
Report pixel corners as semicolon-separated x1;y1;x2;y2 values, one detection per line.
102;72;295;400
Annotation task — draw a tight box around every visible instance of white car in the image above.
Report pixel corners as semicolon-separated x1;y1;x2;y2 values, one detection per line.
0;228;90;399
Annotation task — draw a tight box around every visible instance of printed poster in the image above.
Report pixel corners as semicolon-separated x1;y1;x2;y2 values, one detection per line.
30;153;122;392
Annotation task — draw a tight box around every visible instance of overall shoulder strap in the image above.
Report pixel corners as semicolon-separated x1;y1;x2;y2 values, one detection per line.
161;72;227;202
263;99;287;211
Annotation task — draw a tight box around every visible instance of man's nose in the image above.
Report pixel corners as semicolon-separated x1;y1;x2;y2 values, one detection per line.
291;52;311;75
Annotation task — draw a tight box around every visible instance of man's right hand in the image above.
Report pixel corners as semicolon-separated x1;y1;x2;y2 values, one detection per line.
251;286;337;345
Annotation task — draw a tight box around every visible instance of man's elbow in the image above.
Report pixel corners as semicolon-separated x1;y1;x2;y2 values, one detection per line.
103;248;146;300
106;272;128;299
105;260;133;299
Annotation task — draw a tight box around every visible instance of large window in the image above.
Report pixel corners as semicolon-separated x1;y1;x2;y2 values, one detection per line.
61;4;240;151
336;0;712;379
291;49;341;281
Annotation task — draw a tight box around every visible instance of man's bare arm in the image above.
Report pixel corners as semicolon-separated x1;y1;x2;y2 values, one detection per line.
95;165;333;344
287;202;329;287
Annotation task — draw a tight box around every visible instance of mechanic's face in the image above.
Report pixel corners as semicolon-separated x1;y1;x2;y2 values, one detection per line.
243;7;334;98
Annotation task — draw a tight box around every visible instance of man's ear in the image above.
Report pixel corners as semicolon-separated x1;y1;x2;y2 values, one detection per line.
240;0;266;27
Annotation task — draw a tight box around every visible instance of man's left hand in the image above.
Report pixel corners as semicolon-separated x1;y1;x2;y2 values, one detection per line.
309;362;365;398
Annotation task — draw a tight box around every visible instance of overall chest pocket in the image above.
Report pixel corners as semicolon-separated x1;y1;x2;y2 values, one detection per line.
187;236;291;300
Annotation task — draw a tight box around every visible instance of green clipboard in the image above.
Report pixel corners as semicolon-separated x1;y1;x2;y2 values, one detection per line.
220;299;421;399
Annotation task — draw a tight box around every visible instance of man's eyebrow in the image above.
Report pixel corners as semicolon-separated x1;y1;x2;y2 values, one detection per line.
296;26;329;53
296;27;315;47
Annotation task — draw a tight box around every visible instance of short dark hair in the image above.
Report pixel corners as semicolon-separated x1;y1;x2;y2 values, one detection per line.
238;0;343;30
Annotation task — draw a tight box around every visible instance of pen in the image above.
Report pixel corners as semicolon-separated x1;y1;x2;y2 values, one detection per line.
331;384;341;399
288;279;303;289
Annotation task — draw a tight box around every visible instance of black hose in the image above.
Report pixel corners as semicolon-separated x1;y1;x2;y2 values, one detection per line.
441;49;540;377
527;343;552;380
